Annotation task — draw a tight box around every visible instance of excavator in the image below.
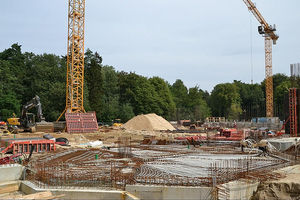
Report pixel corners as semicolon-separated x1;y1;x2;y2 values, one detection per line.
7;95;46;133
112;119;123;127
240;138;278;156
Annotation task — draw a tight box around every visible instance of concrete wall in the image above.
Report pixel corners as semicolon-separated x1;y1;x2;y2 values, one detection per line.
126;185;213;200
0;164;24;182
20;181;139;200
218;180;259;200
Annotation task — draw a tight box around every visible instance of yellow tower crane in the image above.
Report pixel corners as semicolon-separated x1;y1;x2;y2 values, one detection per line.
58;0;86;121
242;0;279;117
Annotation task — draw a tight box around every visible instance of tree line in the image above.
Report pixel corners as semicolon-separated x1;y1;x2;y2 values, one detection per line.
0;44;295;123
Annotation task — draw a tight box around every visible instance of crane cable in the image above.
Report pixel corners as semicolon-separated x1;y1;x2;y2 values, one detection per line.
249;11;254;84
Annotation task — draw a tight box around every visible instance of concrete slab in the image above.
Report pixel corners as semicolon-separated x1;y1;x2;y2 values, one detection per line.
144;154;278;177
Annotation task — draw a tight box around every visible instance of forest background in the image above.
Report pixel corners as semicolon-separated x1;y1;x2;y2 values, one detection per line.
0;44;295;123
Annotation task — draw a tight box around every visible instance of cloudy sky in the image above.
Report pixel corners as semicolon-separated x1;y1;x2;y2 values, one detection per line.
1;0;299;92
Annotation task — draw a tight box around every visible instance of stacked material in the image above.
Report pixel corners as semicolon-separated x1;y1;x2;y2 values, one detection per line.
36;122;54;133
123;113;175;131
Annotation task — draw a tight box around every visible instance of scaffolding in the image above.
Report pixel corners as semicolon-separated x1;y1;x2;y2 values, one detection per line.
289;88;297;137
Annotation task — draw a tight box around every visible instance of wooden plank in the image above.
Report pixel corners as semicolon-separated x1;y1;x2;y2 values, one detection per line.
46;194;65;200
20;191;52;199
0;184;19;194
20;191;65;200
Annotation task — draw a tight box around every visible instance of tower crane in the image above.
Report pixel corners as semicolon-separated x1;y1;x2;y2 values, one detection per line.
58;0;86;121
242;0;279;117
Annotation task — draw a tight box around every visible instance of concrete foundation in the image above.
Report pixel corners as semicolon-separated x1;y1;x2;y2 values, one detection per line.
20;181;139;200
0;164;24;182
218;180;259;200
0;163;139;199
126;185;213;200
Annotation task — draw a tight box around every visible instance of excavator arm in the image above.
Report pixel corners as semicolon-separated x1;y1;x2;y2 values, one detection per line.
20;95;45;128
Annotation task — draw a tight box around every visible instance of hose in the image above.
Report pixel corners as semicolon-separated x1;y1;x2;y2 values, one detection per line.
56;137;69;145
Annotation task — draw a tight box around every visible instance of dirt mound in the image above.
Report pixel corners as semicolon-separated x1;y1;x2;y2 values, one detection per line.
251;165;300;200
122;113;175;131
251;182;300;200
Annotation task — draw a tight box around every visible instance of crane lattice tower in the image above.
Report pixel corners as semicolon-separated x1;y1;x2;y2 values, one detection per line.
58;0;86;121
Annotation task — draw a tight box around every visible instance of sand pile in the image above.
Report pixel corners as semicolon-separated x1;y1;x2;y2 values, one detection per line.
122;113;175;131
251;165;300;200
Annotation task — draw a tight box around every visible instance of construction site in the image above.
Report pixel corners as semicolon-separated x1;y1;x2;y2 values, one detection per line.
1;0;300;200
2;112;300;199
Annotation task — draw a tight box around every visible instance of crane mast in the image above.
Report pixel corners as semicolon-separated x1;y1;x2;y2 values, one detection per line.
242;0;279;117
58;0;86;121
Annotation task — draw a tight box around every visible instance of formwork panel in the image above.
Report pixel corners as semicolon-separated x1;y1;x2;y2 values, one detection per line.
0;138;55;154
65;112;98;133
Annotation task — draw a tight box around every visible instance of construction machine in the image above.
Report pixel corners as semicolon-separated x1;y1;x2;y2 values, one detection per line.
7;95;47;133
240;138;275;156
242;0;279;117
112;119;123;127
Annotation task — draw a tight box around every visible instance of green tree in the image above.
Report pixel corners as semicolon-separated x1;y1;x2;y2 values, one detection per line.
3;43;293;124
186;86;211;121
22;53;66;121
260;73;291;118
228;103;243;120
233;81;265;119
119;103;135;122
134;76;161;115
149;77;176;119
118;72;161;116
209;83;242;119
170;79;189;120
274;81;291;120
100;66;120;121
0;46;25;119
0;44;26;102
85;50;103;119
0;93;20;120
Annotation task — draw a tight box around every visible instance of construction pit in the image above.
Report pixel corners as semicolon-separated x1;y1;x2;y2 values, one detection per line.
1;116;300;199
26;145;284;188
